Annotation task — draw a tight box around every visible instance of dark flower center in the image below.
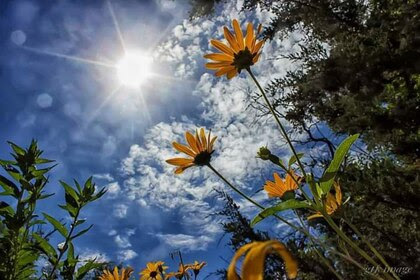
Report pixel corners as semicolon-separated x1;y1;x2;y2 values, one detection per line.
194;151;212;166
233;48;254;72
150;271;157;278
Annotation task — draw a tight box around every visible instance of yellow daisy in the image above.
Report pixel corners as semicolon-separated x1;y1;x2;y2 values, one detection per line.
308;182;342;220
264;170;301;198
204;19;265;79
98;267;133;280
140;262;163;280
227;240;297;280
166;128;217;174
189;261;206;277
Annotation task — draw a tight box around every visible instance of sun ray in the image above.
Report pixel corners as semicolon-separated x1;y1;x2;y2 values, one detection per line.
107;0;126;53
84;85;121;128
21;46;115;68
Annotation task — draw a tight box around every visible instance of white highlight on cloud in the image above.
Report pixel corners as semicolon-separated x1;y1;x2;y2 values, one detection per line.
156;233;213;252
113;203;128;218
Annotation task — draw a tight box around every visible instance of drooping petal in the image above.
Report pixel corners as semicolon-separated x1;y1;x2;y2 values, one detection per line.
227;243;255;280
224;27;241;53
241;242;266;280
232;19;244;49
211;39;235;55
204;53;234;62
245;23;254;50
166;158;194;166
173;142;196;157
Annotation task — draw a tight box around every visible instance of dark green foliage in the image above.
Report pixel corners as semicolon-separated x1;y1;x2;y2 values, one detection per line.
0;141;107;279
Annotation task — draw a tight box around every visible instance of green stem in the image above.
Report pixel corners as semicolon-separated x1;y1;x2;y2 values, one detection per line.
46;208;81;280
246;68;307;177
343;219;400;280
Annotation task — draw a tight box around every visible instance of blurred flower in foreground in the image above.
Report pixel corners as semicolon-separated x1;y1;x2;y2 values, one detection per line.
308;182;342;220
264;171;301;199
99;267;133;280
165;263;191;279
166;128;217;174
140;262;163;280
204;19;264;79
156;261;169;274
227;240;297;280
189;261;206;278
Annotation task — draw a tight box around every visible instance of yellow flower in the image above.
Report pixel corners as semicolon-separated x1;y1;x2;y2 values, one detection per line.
156;261;169;274
99;267;133;280
204;19;265;79
165;264;191;279
227;240;298;280
308;182;342;220
140;262;163;280
189;261;206;277
264;170;301;198
166;128;217;174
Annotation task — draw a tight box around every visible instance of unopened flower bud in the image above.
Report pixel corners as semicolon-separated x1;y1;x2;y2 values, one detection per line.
258;146;272;160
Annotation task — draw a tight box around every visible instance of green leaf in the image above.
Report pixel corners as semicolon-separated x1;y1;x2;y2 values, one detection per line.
0;175;19;196
31;165;56;178
251;199;312;227
76;260;104;279
43;213;68;238
7;141;26;156
58;204;78;217
35;158;55;164
71;225;93;240
288;153;304;168
74;219;86;226
0;201;15;216
319;134;359;195
33;233;57;261
60;181;80;208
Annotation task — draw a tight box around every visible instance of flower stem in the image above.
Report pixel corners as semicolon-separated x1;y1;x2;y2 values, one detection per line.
246;68;307;177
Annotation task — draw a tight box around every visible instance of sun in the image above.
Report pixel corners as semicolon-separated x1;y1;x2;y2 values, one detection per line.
116;50;152;88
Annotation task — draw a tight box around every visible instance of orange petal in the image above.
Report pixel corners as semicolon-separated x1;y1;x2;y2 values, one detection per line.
195;130;203;151
210;39;234;56
252;40;265;54
215;66;235;77
232;19;244;49
200;128;208;150
175;163;194;174
253;52;261;64
209;136;217;152
226;68;238;79
205;62;232;70
223;27;240;53
185;131;199;153
204;53;234;62
245;22;254;50
166;158;194;166
173;142;196;157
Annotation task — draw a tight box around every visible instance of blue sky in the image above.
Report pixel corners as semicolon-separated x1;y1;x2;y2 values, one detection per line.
0;0;332;277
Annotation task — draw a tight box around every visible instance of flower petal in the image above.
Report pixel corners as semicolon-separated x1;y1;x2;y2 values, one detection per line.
252;40;265;55
224;27;240;53
204;53;234;62
211;39;234;56
206;62;233;70
200;128;208;150
185;131;199;153
227;68;238;79
227;242;255;280
166;158;194;166
245;22;254;50
232;19;244;49
215;66;235;77
173;142;196;157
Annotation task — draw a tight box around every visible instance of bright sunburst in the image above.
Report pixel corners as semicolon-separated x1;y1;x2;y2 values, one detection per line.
116;50;152;88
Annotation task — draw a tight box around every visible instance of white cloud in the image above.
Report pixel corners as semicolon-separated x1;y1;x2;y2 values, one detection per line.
79;249;109;263
113;203;128;218
117;0;306;255
117;249;138;262
156;233;213;252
